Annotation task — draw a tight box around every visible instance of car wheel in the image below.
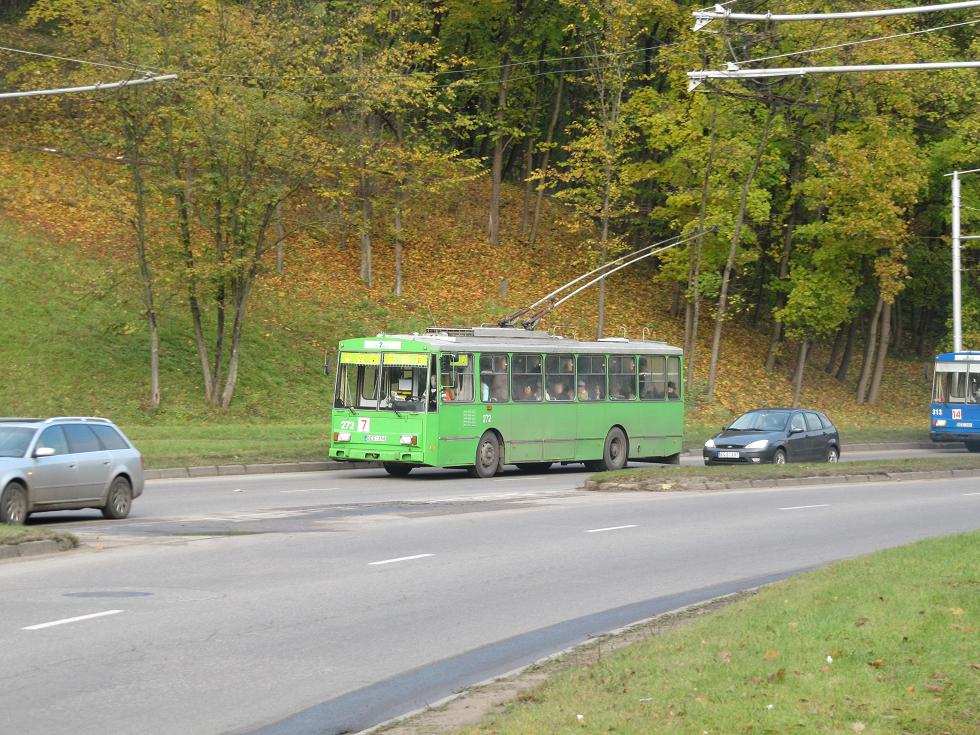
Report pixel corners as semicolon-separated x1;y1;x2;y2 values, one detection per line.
383;462;413;477
966;441;980;453
515;462;552;474
772;449;787;466
1;482;28;525
598;427;628;472
470;432;501;478
826;446;839;463
102;476;133;520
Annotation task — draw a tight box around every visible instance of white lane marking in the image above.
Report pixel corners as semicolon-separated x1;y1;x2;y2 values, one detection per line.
280;487;339;494
23;609;124;631
964;492;980;496
585;524;638;534
369;553;434;566
778;504;831;511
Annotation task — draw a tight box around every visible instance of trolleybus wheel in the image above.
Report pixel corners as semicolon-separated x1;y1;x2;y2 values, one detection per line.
966;441;980;453
515;462;551;474
383;462;413;477
599;427;628;472
470;432;502;478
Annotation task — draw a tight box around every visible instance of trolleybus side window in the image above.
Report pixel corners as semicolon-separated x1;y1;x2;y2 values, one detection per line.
480;353;510;403
336;353;381;409
577;355;606;401
666;356;681;400
440;353;474;402
609;355;637;400
513;354;543;402
545;354;574;401
639;355;665;400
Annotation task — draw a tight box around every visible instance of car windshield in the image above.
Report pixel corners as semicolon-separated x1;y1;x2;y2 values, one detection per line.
729;410;790;432
0;427;35;457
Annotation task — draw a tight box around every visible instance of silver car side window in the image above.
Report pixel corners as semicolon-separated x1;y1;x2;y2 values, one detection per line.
37;426;69;455
63;424;102;453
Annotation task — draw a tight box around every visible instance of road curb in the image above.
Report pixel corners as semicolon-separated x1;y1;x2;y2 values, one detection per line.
144;460;382;480
143;442;945;481
0;538;75;560
585;467;980;492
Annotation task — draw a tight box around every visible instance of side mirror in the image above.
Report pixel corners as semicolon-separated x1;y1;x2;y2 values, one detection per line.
721;425;727;432
34;446;55;458
789;427;803;435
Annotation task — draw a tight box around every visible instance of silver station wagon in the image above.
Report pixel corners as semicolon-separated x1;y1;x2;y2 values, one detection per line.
0;417;144;524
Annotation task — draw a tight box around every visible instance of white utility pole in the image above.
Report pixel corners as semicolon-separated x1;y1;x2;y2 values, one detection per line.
693;0;980;30
946;168;980;352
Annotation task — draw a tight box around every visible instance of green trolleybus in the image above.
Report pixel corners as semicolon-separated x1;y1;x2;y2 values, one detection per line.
328;327;683;477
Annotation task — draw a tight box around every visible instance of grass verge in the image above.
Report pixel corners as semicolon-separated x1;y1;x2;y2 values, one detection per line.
0;524;78;547
459;531;980;735
590;456;980;490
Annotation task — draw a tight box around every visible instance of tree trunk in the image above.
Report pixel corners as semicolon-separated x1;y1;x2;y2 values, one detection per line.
166;120;213;403
596;178;610;339
211;201;226;405
891;296;902;348
359;171;373;287
393;188;404;297
836;315;859;382
857;297;883;403
274;201;285;274
706;104;775;401
685;96;719;392
488;61;511;246
826;326;844;373
530;67;564;246
867;302;892;405
791;339;809;407
916;307;930;357
124;104;160;409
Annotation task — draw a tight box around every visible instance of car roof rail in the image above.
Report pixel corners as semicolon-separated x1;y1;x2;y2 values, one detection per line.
43;416;113;424
0;417;43;422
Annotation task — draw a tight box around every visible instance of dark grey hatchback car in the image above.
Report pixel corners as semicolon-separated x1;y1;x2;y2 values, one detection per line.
703;408;840;466
0;417;144;524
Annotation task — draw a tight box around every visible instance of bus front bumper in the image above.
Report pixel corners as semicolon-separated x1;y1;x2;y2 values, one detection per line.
329;444;427;463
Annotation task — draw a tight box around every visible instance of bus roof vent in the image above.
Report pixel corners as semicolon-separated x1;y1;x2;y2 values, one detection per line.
472;327;558;339
426;327;475;337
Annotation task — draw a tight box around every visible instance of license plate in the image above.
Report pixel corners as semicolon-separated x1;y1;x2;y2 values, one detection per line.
718;450;740;459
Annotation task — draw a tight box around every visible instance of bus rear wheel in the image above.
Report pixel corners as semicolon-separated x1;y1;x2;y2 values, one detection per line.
598;427;628;472
516;462;551;474
383;462;413;477
469;432;502;478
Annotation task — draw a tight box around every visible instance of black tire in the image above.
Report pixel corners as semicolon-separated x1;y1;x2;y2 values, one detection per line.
966;442;980;453
515;462;552;474
470;432;502;478
826;446;839;463
772;448;787;466
598;427;628;472
383;462;413;477
1;482;28;525
102;476;133;520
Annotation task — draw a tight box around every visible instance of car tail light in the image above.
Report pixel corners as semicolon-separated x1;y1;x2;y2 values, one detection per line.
333;431;351;442
400;434;418;445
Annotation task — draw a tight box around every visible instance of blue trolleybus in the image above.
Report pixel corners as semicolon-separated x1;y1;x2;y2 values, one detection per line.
930;351;980;452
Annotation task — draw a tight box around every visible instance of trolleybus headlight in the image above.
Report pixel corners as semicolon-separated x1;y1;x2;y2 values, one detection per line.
400;434;418;445
933;419;947;427
744;439;769;450
334;431;351;442
704;438;715;448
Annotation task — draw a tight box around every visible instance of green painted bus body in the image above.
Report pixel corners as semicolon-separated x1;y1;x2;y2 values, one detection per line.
328;329;683;470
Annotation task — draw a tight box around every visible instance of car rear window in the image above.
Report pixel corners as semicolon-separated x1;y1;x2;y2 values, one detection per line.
819;413;834;430
804;412;822;431
63;424;103;453
91;424;129;450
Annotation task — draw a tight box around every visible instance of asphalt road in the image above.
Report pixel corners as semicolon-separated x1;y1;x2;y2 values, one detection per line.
1;445;978;735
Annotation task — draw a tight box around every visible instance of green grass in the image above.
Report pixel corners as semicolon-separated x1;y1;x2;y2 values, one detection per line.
125;423;331;468
0;524;77;547
591;456;980;489
460;531;980;734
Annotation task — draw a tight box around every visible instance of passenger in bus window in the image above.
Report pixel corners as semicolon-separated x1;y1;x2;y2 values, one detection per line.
548;381;569;401
481;378;491;402
491;374;508;402
577;382;589;401
666;381;678;400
